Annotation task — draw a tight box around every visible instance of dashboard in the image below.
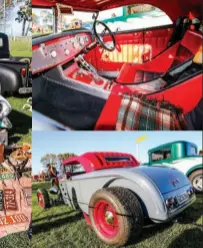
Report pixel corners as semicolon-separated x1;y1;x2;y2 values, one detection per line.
32;29;92;75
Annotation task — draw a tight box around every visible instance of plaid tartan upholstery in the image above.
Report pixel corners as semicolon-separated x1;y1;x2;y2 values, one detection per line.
116;94;187;130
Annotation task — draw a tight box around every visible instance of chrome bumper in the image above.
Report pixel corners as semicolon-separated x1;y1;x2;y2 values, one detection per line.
167;194;196;219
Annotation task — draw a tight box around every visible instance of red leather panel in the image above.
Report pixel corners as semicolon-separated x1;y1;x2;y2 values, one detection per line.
94;93;121;130
146;74;202;114
64;63;115;90
172;30;202;66
85;27;174;72
180;30;202;54
117;42;180;83
95;31;144;71
143;27;173;61
172;45;193;66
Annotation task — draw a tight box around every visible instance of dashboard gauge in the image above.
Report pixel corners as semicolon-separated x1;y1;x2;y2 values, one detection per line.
79;37;85;47
50;50;57;58
64;49;70;56
32;31;92;74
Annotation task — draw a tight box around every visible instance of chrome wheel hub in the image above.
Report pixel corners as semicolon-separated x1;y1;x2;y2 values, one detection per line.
193;175;202;191
105;211;114;224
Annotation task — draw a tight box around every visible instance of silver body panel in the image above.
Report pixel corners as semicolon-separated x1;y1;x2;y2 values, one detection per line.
59;165;195;222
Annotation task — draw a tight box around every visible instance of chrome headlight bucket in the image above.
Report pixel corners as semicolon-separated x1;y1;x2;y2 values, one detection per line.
0;117;12;129
0;96;12;119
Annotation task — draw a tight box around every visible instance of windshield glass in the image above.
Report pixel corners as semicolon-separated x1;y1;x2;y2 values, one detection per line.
186;143;198;156
32;4;172;37
97;4;172;32
62;4;172;33
61;11;94;31
32;8;55;37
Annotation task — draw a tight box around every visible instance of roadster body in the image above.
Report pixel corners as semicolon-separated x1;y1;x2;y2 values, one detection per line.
32;0;203;130
37;152;195;246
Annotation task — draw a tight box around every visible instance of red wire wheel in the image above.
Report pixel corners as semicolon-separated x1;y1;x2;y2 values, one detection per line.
93;200;119;238
89;187;144;246
37;188;50;209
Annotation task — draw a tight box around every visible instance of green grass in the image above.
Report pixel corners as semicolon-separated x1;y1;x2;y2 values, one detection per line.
9;39;32;57
0;232;30;248
7;96;32;144
32;182;203;248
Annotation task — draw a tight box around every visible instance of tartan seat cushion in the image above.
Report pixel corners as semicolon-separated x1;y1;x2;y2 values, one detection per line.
116;94;187;130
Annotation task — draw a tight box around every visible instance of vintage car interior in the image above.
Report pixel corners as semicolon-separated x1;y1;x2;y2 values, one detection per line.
32;0;203;130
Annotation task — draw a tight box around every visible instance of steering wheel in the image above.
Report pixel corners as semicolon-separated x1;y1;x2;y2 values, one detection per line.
93;20;116;52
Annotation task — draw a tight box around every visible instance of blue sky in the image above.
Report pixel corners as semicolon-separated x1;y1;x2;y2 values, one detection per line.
32;131;202;174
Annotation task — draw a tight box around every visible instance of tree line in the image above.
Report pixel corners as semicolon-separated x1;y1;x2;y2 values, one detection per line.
40;153;76;173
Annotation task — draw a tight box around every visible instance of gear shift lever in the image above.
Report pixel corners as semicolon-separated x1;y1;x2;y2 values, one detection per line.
76;54;99;78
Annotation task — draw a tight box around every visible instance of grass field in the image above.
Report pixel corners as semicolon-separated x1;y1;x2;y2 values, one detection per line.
3;39;32;144
32;182;203;248
7;96;32;144
7;38;32;144
9;39;32;57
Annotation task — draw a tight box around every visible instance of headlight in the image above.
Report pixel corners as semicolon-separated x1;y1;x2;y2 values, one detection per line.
0;98;12;119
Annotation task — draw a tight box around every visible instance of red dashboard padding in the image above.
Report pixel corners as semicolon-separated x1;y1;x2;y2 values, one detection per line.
146;74;202;114
116;42;180;83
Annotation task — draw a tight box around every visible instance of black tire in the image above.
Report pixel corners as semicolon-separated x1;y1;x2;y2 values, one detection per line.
89;187;144;247
189;169;203;193
37;188;50;209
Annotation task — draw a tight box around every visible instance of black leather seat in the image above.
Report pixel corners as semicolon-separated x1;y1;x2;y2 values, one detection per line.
167;16;190;47
185;98;203;130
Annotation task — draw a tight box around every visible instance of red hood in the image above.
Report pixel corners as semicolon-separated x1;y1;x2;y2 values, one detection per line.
33;0;203;21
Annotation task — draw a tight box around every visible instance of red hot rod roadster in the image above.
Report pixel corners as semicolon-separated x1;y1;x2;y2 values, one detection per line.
37;152;196;246
32;0;203;130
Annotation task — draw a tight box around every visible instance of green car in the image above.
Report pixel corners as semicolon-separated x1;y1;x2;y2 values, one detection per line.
146;141;202;192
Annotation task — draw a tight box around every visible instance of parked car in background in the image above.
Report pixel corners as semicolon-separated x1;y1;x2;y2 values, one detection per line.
0;32;32;95
147;141;203;192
